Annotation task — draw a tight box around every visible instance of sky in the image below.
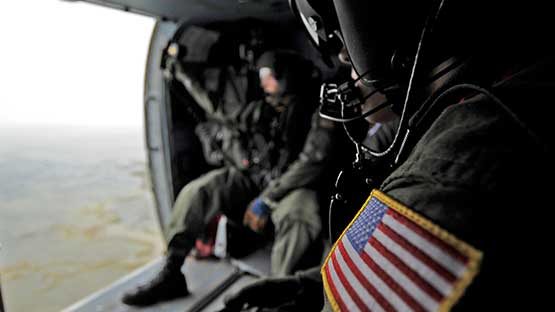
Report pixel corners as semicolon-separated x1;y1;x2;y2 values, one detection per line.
0;0;155;128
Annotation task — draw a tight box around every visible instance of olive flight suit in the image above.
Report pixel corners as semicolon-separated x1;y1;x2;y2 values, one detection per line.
319;57;555;311
165;92;333;276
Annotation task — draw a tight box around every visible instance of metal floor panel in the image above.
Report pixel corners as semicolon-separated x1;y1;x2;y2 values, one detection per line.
63;248;271;312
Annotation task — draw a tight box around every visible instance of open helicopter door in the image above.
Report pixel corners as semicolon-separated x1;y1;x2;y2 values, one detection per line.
66;0;293;236
55;1;297;310
144;21;178;232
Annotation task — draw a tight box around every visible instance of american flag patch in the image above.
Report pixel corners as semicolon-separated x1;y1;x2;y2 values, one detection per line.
322;190;482;312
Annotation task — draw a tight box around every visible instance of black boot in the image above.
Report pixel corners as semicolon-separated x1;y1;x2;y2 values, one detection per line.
121;253;189;306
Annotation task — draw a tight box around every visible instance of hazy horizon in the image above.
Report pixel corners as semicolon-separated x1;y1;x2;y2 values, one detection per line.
0;0;155;128
0;1;161;311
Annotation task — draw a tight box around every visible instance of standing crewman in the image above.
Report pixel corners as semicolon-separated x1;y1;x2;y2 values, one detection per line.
121;50;326;307
223;0;555;311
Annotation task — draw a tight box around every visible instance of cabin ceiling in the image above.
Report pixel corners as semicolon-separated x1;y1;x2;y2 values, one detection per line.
69;0;292;22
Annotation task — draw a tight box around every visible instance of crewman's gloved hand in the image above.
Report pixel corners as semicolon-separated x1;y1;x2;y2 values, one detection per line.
243;197;270;233
222;275;323;312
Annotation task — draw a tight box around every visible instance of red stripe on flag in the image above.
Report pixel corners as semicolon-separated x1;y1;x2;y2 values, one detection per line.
337;242;396;312
386;210;468;264
325;261;349;311
378;223;457;283
370;238;444;302
358;248;428;312
331;249;369;311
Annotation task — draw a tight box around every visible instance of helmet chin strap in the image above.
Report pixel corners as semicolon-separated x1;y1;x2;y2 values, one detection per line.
318;69;397;123
335;0;449;163
385;0;448;163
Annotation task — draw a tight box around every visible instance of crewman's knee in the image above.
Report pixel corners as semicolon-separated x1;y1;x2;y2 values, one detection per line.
271;189;322;238
165;169;228;240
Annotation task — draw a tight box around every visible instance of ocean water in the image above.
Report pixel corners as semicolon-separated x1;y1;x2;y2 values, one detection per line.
0;125;165;312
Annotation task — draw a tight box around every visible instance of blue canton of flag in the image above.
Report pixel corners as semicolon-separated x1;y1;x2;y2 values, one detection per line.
346;198;388;253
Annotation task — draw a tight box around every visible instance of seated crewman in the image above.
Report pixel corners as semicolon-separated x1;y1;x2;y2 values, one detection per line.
121;50;327;307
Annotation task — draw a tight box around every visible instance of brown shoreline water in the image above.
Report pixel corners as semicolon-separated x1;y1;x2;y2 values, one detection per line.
0;126;165;312
0;188;165;312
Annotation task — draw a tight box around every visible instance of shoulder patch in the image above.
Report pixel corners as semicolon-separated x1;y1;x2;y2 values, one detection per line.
322;190;482;312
